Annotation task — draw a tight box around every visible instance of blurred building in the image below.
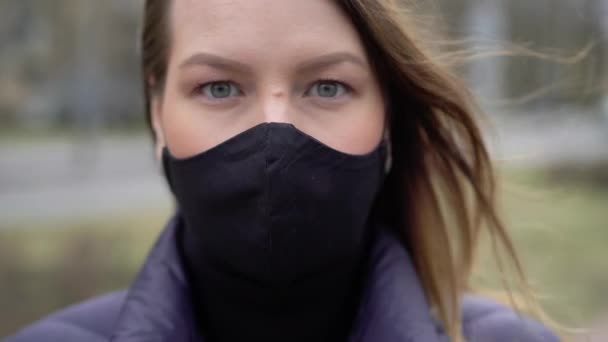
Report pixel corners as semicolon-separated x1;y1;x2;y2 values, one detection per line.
0;0;144;131
0;0;606;159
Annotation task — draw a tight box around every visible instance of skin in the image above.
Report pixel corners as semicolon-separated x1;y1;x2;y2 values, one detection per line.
151;0;386;159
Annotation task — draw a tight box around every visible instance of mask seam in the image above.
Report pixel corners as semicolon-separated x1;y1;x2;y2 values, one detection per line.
264;125;273;279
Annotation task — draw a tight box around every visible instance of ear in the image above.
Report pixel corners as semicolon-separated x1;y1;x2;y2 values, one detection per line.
149;76;166;161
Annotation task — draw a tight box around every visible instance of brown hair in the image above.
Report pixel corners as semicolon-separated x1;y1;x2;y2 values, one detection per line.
141;1;548;340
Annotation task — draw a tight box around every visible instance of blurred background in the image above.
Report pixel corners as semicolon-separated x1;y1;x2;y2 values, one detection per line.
0;0;607;339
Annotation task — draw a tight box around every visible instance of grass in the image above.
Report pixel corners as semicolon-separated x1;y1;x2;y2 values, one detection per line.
0;209;170;337
493;169;608;326
0;168;606;337
0;124;150;146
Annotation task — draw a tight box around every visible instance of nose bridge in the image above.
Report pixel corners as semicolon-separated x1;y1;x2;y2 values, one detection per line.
260;86;292;124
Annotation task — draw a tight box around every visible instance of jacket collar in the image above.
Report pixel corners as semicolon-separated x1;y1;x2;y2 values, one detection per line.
112;214;445;342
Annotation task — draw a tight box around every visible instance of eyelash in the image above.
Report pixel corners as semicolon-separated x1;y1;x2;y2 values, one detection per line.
192;79;353;100
192;80;241;99
311;78;353;96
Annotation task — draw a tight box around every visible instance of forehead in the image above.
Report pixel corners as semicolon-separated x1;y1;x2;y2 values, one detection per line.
168;0;366;63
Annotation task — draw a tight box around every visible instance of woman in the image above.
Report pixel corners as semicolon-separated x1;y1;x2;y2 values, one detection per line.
7;0;559;341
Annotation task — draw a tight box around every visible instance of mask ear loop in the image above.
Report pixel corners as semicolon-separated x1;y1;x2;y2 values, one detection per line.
382;96;393;175
383;128;393;174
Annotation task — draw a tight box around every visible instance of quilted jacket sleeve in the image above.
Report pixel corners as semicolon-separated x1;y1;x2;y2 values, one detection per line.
4;291;126;342
462;295;560;342
5;319;108;342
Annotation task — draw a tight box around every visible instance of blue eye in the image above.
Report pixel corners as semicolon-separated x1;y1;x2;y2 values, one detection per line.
199;81;240;99
308;80;348;98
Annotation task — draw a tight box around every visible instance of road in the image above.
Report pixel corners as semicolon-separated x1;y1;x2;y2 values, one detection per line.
0;135;172;227
1;111;607;226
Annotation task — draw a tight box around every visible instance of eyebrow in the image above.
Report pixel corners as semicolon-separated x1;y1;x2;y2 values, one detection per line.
179;52;253;73
296;52;368;73
178;51;368;73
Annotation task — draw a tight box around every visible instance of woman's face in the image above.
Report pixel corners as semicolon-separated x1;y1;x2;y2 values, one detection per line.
151;0;385;158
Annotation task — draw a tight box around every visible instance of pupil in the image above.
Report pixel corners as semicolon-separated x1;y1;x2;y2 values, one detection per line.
319;83;337;97
212;83;230;98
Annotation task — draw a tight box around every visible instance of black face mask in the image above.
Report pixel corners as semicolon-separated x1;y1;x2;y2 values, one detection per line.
163;122;386;342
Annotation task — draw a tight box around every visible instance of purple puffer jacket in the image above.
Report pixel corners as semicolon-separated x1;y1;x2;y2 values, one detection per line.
5;215;559;342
